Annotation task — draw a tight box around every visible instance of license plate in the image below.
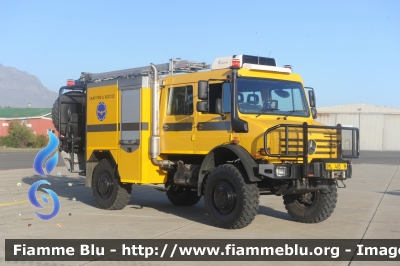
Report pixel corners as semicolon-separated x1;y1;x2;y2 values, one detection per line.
326;163;348;170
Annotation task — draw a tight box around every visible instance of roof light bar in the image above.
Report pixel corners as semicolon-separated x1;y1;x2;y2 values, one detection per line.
242;63;292;73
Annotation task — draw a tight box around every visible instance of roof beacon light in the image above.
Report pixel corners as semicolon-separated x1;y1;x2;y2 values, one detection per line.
231;59;241;68
67;79;75;86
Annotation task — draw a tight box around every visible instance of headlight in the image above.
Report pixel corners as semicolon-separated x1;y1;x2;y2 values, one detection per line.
276;165;289;177
308;139;317;155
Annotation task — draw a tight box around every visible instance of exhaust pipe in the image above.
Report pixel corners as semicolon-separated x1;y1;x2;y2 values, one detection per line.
149;63;175;167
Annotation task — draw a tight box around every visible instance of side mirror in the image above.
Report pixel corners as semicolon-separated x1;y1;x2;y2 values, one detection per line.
198;80;209;100
311;108;317;119
308;90;316;108
196;101;208;112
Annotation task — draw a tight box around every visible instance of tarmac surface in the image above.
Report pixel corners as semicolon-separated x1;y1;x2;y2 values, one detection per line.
0;151;400;265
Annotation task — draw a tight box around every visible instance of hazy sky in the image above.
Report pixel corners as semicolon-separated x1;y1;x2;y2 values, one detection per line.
1;0;399;108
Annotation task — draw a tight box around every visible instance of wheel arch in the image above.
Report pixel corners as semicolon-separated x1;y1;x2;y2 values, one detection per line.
197;144;261;195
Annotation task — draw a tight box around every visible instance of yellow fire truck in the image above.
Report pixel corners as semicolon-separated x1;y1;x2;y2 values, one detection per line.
52;55;359;229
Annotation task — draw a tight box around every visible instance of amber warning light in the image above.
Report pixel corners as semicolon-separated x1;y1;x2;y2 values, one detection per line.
67;79;75;86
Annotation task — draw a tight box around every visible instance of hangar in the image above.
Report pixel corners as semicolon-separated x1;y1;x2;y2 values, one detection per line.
0;108;57;137
316;103;400;151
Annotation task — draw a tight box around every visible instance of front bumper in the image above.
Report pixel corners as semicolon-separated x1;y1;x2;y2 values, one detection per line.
258;160;352;180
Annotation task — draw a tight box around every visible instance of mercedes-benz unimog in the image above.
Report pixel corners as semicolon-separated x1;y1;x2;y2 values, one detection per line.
52;55;359;229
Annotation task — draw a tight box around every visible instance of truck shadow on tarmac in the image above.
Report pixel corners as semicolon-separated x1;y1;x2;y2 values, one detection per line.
21;174;87;190
21;175;292;226
21;174;97;208
258;205;291;221
124;198;292;227
380;190;400;196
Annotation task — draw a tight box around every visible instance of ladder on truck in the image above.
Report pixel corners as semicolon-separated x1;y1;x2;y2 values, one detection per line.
78;58;210;84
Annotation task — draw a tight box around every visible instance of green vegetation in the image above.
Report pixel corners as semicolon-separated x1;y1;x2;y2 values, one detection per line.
0;121;48;148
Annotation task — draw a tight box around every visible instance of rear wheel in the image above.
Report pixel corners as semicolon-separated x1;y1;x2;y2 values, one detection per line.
92;159;131;210
204;164;259;229
283;181;337;223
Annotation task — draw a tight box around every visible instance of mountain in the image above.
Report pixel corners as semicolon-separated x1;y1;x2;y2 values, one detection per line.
0;64;58;108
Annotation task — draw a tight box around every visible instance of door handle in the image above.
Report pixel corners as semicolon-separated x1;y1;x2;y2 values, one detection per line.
163;124;169;131
197;123;204;130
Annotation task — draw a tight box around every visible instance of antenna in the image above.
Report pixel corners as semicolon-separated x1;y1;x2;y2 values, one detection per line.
256;32;259;64
268;50;272;58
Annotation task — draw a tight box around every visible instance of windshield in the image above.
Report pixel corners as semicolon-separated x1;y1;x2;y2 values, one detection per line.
236;77;310;117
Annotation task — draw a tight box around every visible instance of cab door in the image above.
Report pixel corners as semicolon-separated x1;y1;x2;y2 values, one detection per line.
194;82;232;153
160;84;195;154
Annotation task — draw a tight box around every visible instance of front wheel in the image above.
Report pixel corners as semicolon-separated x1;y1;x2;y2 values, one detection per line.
204;164;259;229
92;159;132;210
283;181;338;223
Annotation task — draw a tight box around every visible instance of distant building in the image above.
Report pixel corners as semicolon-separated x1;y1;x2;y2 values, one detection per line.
316;103;400;151
0;108;58;137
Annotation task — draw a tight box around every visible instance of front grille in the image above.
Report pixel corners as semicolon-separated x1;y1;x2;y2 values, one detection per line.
273;133;338;158
264;124;359;161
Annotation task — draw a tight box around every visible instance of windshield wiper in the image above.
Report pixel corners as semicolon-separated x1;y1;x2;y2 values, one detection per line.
283;110;305;119
255;108;278;117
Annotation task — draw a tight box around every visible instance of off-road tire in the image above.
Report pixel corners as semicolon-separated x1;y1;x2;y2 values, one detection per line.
51;98;61;133
283;182;337;223
166;184;201;206
204;164;259;229
51;91;85;135
92;159;131;210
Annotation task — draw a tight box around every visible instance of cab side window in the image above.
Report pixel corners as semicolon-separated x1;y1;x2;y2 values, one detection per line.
222;83;231;113
208;82;231;114
167;85;193;115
